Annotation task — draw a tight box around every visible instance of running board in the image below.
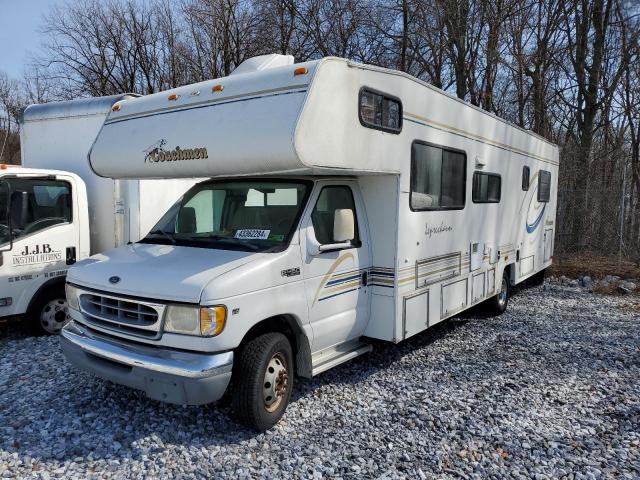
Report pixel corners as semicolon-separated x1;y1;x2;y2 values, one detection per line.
311;339;373;376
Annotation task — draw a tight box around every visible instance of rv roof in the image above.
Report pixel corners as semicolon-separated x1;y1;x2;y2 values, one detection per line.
21;94;139;124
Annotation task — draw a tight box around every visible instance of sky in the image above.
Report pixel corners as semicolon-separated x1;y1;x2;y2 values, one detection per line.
0;0;59;78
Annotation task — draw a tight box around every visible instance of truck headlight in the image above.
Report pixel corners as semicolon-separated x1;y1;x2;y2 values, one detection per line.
164;305;226;337
65;284;81;311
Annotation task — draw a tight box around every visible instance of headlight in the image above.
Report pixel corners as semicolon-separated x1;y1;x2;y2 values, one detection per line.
164;305;226;337
65;284;80;311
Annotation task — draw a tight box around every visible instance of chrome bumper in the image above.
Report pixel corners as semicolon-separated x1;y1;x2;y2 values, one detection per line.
60;321;233;405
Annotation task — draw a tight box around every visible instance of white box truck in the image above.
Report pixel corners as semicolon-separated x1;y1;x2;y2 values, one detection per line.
0;96;199;334
59;55;559;430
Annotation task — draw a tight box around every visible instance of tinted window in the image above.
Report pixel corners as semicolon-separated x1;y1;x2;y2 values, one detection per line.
0;181;9;246
522;166;530;191
410;142;466;210
4;178;72;244
359;89;402;133
472;172;501;203
311;186;360;246
538;170;551;202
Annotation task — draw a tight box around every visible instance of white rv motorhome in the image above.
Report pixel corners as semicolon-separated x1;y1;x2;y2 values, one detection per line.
60;55;559;431
0;97;198;335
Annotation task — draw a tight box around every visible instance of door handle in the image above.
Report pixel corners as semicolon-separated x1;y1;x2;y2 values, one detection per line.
361;271;368;287
66;247;76;265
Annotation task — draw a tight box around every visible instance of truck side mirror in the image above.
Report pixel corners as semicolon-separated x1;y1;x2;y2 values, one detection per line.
333;209;355;243
0;180;12;252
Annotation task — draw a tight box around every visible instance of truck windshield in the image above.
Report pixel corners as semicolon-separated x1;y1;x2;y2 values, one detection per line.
141;180;312;252
0;181;9;247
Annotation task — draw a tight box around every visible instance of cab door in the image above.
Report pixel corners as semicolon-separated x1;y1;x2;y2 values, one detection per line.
301;181;371;352
0;175;79;320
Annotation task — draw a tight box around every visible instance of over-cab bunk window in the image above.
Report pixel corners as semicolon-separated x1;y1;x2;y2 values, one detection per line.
410;141;466;211
538;170;551;202
359;88;402;134
472;172;501;203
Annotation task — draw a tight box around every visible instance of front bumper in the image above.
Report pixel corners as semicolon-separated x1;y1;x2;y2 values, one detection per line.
60;321;233;405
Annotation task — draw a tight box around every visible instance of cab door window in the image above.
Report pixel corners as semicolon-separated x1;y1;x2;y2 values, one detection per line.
311;186;360;247
7;179;72;242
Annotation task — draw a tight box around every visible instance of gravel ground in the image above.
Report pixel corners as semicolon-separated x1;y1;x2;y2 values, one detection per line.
0;282;639;479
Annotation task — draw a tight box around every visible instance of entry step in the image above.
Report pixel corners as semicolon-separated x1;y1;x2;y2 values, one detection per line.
311;339;372;376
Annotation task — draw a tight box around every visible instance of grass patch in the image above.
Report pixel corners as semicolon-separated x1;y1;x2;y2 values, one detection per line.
549;253;640;280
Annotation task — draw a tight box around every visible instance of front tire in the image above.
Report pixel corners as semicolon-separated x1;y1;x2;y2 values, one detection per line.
231;332;294;431
487;272;510;315
27;286;70;336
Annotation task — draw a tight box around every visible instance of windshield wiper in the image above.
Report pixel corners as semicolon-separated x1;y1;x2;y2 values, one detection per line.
190;234;261;251
147;229;176;245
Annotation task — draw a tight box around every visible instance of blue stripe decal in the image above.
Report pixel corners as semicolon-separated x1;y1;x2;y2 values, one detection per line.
326;274;362;287
319;288;359;301
526;204;546;234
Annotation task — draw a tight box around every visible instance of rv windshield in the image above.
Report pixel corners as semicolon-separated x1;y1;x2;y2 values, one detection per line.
141;180;312;252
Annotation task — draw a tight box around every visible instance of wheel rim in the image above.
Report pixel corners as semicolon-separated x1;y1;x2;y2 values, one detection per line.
498;278;508;308
263;352;289;413
40;298;70;334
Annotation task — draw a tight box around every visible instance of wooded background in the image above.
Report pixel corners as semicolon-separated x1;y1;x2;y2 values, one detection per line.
1;0;639;260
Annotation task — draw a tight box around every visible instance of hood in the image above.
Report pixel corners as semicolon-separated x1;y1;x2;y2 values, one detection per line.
67;243;262;303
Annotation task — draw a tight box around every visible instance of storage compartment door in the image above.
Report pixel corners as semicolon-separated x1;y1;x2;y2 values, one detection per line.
403;290;429;339
544;229;553;262
441;278;468;319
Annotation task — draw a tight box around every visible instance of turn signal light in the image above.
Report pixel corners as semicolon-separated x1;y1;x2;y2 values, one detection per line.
199;306;227;337
211;84;224;93
294;67;308;76
168;93;179;101
111;104;121;112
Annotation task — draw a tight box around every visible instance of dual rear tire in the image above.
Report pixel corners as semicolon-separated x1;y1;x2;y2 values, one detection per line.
487;272;510;315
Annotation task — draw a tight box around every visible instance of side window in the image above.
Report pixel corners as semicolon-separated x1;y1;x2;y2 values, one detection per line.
472;172;501;203
311;186;360;246
359;88;402;134
538;170;551;202
410;142;466;210
8;178;72;240
522;166;530;191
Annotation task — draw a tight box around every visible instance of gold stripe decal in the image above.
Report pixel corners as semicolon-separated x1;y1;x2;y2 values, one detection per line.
404;112;557;165
312;253;355;305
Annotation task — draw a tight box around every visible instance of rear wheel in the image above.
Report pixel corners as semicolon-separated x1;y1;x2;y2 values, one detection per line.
231;332;293;431
27;286;70;335
487;272;510;315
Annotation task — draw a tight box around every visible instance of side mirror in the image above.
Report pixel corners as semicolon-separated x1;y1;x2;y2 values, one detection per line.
0;180;12;252
333;209;355;242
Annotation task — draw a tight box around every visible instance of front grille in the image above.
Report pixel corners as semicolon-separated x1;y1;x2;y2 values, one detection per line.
79;293;164;339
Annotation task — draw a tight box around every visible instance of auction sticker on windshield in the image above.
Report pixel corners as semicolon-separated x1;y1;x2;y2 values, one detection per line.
235;229;271;240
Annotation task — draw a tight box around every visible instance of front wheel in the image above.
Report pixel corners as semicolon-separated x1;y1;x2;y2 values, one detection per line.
27;286;70;335
231;332;294;431
487;272;510;315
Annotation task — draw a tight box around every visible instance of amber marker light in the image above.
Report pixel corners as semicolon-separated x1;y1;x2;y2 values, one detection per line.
168;93;179;101
211;84;224;93
199;306;227;337
294;67;308;76
111;104;121;112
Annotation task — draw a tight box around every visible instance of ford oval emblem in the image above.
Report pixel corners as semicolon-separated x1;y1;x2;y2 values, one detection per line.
109;276;121;284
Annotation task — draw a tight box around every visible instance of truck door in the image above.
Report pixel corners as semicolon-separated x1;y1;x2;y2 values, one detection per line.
0;176;78;329
301;182;371;352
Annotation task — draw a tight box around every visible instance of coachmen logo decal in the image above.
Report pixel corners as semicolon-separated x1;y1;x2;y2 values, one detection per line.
144;139;208;163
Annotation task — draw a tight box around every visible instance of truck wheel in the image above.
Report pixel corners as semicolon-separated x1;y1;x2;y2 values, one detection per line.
27;287;70;336
488;272;510;315
231;332;294;431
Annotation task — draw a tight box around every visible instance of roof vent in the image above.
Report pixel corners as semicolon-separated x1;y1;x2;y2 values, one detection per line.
230;54;295;76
